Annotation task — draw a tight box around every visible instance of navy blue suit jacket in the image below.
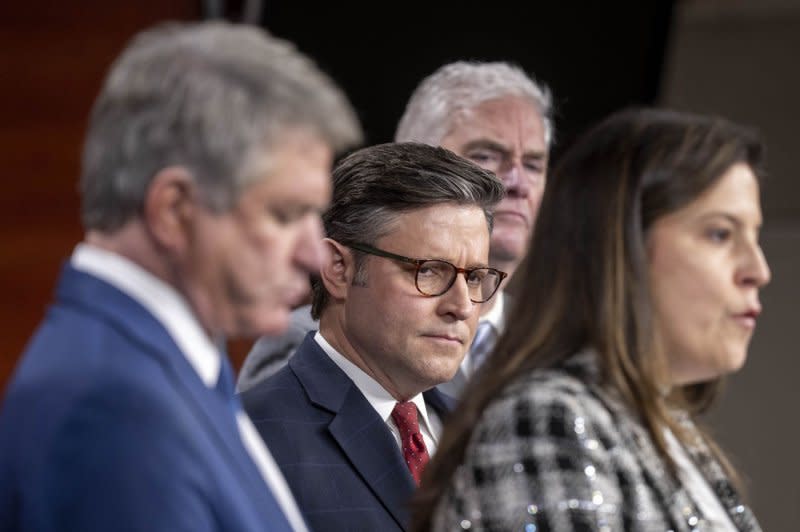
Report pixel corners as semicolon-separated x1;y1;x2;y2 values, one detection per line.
240;333;455;531
0;264;294;531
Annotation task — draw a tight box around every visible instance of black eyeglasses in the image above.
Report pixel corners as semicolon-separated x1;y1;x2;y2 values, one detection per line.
347;242;507;303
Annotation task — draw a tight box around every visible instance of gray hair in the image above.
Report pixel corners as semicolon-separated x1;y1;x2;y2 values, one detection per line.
311;142;505;318
394;61;554;148
80;21;362;231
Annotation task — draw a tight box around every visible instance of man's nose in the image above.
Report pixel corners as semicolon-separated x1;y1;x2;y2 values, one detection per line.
438;272;475;321
499;163;531;197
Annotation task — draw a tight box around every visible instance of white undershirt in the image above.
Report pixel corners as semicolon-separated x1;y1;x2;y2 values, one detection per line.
663;428;737;531
314;331;442;455
71;243;308;532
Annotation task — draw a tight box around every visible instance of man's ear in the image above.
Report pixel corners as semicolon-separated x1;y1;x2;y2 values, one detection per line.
319;238;358;301
143;166;197;254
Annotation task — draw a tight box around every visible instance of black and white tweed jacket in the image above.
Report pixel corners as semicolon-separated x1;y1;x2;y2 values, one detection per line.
432;351;761;531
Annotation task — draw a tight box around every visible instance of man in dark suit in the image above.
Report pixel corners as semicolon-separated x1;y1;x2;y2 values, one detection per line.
240;142;505;531
0;21;361;531
238;61;555;398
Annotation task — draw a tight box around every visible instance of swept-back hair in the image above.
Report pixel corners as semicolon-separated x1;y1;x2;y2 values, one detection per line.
412;107;765;530
310;142;505;318
395;60;554;147
81;21;361;231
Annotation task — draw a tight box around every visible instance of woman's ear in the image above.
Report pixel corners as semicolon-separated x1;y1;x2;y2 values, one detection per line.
319;238;358;301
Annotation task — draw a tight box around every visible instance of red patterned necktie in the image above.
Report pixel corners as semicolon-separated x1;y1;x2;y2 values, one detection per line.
391;401;430;485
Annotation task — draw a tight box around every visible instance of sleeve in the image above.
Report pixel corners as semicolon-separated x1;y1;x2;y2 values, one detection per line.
462;382;629;531
39;388;217;532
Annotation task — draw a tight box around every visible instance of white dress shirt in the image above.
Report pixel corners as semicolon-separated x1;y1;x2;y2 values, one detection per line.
71;243;308;532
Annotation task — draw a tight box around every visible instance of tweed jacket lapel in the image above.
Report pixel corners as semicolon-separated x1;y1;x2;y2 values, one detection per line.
592;384;699;531
568;350;760;532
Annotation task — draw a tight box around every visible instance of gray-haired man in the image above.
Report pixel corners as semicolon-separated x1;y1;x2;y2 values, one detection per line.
0;21;360;532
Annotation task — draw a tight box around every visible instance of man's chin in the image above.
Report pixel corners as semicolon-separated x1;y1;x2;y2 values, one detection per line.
429;355;467;383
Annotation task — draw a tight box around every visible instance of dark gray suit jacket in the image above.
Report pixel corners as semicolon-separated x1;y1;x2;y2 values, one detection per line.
240;333;455;531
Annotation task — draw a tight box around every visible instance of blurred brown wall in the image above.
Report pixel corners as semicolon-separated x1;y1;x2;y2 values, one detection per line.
0;2;199;393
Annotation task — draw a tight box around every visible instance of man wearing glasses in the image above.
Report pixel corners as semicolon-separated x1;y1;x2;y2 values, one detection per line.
239;142;504;532
238;61;553;397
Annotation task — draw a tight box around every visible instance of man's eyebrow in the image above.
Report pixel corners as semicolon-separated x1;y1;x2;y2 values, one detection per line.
522;151;548;161
462;138;547;160
427;255;491;270
462;139;509;154
270;202;327;217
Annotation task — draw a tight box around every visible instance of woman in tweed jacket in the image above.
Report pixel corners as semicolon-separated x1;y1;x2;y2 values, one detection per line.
411;108;769;531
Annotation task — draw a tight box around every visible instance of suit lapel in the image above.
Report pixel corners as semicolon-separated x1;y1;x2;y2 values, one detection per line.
329;391;416;529
56;266;282;520
618;412;695;531
567;351;693;532
570;350;763;531
290;337;417;529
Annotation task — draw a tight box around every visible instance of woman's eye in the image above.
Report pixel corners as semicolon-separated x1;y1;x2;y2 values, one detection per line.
706;227;732;242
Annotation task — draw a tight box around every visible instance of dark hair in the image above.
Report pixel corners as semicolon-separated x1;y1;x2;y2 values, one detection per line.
411;107;765;530
310;142;505;318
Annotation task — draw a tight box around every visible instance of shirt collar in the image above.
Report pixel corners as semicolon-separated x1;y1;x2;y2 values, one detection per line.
71;243;222;388
313;331;436;442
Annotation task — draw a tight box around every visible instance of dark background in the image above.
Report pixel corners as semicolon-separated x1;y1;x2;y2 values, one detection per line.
255;2;675;159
